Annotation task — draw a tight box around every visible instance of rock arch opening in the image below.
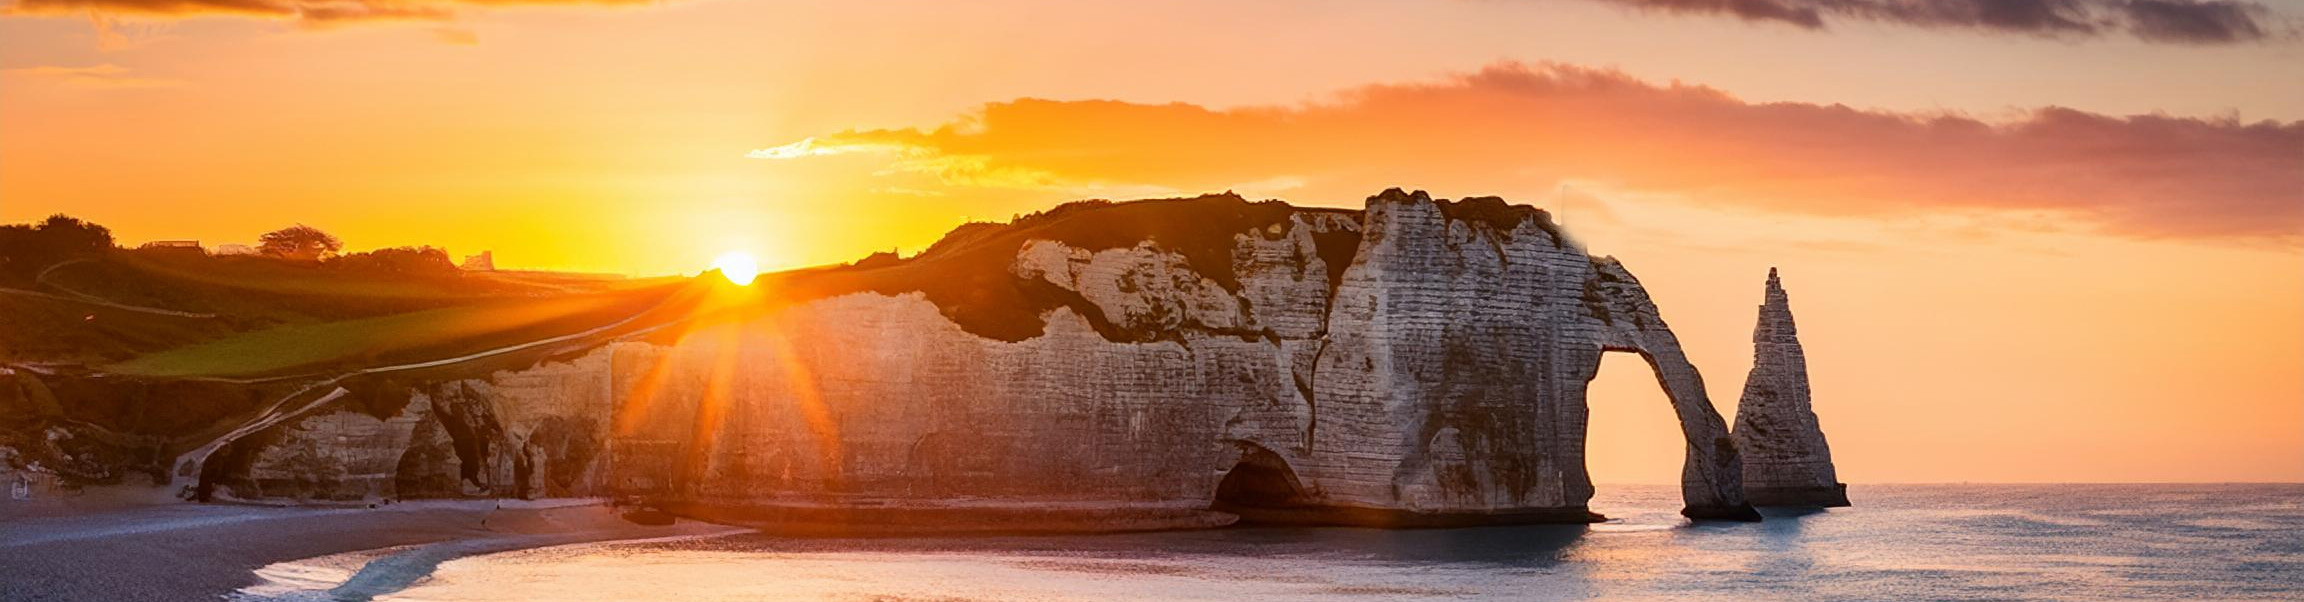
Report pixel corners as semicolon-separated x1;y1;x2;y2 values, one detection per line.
1586;343;1761;521
1584;351;1689;500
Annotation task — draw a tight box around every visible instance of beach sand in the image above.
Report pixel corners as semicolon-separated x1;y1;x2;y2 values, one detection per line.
1;493;739;602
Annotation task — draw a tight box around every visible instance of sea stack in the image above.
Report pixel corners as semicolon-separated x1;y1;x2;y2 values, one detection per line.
1732;268;1850;507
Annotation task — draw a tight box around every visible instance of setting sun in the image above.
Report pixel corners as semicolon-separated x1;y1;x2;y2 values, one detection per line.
711;252;760;286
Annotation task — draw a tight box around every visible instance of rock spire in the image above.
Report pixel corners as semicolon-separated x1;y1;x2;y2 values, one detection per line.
1732;268;1850;507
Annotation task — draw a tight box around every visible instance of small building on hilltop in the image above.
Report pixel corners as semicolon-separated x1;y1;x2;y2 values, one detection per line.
461;251;495;271
139;240;203;252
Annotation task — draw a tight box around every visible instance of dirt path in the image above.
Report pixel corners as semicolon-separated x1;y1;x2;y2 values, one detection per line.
0;285;218;319
6;258;219;318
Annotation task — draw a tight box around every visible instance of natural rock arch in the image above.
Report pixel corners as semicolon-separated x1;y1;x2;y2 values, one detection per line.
1588;345;1756;520
1569;253;1759;521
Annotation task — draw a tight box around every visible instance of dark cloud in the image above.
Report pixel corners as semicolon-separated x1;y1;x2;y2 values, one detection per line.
1590;0;2282;43
1621;0;1828;27
2119;0;2269;42
763;62;2304;244
3;0;651;24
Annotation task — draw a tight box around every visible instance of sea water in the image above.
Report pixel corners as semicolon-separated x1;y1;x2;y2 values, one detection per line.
252;484;2304;601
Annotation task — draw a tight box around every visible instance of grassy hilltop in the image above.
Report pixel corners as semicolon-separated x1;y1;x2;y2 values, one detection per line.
0;217;698;380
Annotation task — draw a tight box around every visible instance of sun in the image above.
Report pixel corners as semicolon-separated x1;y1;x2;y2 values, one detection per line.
710;251;760;286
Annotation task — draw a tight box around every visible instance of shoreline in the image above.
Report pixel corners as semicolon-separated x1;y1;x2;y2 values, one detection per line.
234;514;747;601
0;497;742;602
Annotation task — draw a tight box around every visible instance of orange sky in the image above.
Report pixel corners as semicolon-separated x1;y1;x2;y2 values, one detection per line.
2;0;2299;483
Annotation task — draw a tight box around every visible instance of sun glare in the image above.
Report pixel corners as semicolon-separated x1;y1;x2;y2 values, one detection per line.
711;252;760;286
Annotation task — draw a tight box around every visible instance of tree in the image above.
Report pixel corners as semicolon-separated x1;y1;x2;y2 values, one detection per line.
257;224;343;261
30;215;113;253
0;214;115;281
326;246;458;276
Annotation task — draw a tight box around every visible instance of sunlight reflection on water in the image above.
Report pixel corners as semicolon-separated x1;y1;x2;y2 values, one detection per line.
253;484;2304;602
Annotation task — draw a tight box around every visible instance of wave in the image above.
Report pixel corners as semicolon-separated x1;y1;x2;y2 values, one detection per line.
232;526;748;601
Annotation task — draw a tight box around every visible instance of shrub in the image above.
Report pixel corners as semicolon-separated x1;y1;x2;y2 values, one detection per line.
0;214;115;282
325;246;458;277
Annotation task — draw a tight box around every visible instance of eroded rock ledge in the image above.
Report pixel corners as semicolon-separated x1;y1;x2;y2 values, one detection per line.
179;189;1766;527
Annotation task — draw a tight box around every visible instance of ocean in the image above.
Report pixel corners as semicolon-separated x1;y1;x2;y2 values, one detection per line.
239;484;2304;601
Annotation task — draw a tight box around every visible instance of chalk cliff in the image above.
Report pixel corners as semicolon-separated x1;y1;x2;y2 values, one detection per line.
200;358;616;502
185;189;1764;526
1731;269;1849;507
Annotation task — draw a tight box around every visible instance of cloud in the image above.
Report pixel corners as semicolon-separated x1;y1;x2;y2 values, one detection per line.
1581;0;2284;44
2;63;180;88
761;62;2303;243
745;137;904;160
2;0;656;25
2118;0;2271;42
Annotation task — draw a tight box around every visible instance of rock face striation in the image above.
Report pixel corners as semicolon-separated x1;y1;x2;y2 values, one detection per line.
198;359;616;502
182;189;1767;526
1731;269;1849;507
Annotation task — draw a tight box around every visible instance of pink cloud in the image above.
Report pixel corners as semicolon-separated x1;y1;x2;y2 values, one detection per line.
766;62;2303;243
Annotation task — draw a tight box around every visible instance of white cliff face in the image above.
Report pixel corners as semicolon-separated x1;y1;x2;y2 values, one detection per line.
613;299;1292;505
206;350;616;503
214;190;1759;524
1012;240;1250;336
234;401;429;501
1232;212;1358;340
1731;269;1849;507
1309;193;1593;512
600;189;1753;523
1304;193;1749;519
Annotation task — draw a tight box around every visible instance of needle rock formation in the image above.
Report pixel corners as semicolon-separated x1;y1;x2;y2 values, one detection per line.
1731;269;1850;507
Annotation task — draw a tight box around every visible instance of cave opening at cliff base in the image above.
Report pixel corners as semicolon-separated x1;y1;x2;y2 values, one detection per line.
1210;442;1312;516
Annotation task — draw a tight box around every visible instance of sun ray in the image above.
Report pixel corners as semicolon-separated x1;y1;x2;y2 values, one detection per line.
711;252;760;286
